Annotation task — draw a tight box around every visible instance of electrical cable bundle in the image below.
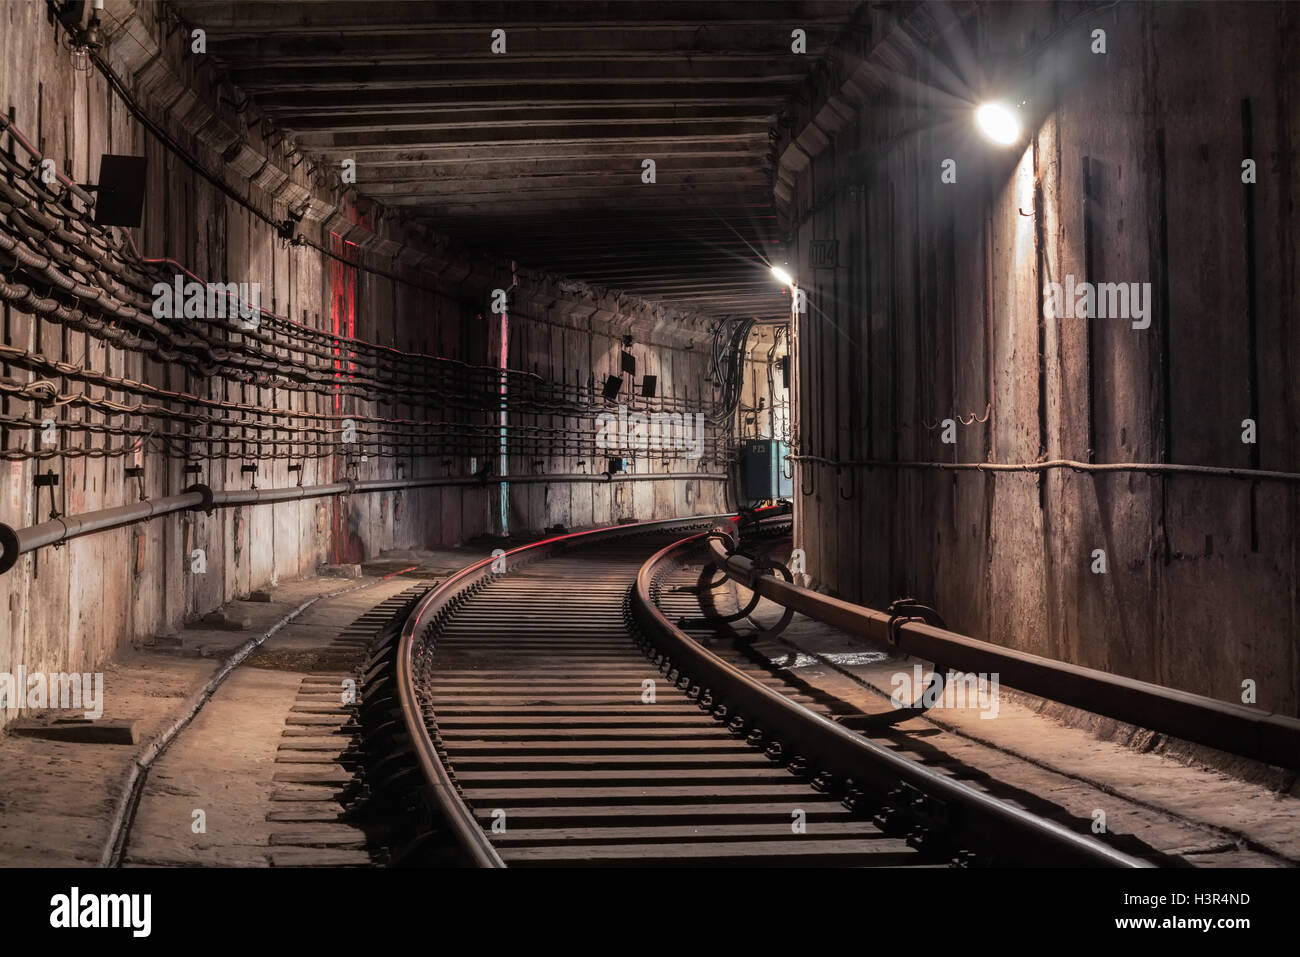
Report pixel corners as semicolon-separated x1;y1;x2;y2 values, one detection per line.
0;111;731;470
764;324;790;442
707;315;755;429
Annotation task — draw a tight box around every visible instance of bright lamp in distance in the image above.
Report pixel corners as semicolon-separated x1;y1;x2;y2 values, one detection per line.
771;265;795;287
975;102;1021;146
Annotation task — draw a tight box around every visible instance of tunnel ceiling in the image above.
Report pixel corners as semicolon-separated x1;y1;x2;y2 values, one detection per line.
173;0;864;321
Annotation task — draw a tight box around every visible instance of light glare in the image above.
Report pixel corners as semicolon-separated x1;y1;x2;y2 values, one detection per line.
976;102;1021;146
771;266;794;287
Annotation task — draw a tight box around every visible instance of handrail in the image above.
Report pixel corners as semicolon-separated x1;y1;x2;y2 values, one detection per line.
704;526;1300;770
633;530;1148;867
394;508;787;867
0;471;727;574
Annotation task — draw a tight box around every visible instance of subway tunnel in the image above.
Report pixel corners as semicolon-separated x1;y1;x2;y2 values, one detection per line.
0;0;1297;918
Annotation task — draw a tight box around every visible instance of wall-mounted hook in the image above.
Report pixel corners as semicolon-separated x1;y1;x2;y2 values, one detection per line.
800;463;816;496
125;464;146;501
837;466;854;501
34;469;61;521
957;403;993;426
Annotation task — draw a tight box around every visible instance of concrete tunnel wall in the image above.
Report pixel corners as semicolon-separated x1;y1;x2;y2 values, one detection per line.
783;2;1298;713
0;1;728;718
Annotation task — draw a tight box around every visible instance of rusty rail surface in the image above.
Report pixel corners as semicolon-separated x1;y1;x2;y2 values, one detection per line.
701;524;1300;770
631;526;1146;868
394;511;755;867
395;506;1146;867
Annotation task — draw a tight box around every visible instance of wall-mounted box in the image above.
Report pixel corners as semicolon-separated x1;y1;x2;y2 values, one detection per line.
739;440;792;502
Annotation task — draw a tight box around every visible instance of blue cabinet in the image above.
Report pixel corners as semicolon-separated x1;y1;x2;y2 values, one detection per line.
739;440;792;502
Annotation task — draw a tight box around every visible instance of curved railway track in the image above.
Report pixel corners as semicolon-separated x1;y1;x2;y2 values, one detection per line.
384;512;1148;868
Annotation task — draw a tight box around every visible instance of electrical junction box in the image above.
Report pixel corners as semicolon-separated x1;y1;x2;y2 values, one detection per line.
739;440;792;502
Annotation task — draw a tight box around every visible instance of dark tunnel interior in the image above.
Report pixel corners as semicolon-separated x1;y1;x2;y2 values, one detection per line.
0;0;1296;924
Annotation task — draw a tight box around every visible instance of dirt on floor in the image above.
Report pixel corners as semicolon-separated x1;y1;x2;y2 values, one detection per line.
712;568;1300;866
0;548;482;868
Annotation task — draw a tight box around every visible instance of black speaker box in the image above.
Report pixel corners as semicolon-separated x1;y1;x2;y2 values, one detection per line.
93;154;148;227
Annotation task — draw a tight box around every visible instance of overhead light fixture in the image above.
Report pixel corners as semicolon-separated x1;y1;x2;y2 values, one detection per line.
59;0;105;73
975;102;1022;146
771;265;795;287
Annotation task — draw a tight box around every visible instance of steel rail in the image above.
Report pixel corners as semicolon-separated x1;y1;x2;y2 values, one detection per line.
394;508;787;867
702;527;1300;770
0;472;728;574
395;548;509;868
634;527;1148;867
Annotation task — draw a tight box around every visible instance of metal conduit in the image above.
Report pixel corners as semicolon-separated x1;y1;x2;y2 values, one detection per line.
1;489;208;572
704;527;1300;770
0;472;728;574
